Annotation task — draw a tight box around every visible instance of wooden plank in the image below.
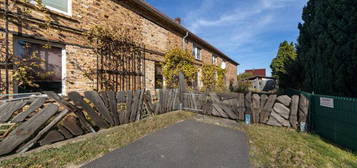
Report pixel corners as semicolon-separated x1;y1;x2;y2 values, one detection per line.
0;104;59;156
237;93;245;120
178;72;186;103
0;101;27;123
136;90;144;121
143;90;154;114
68;92;109;129
252;94;261;123
57;125;73;139
191;92;197;110
261;95;277;123
38;130;65;146
17;109;69;153
116;91;126;103
62;115;84;136
290;95;300;129
99;91;110;108
154;102;160;115
12;97;47;123
84;91;115;126
117;91;127;124
159;89;164;114
298;94;309;123
45;91;95;133
245;92;252;115
212;103;229;118
130;90;141;122
106;91;120;125
124;91;133;124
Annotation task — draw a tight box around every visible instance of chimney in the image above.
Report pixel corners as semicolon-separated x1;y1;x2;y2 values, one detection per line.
174;17;181;24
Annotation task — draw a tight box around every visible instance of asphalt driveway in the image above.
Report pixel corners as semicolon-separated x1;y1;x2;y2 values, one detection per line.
82;120;250;168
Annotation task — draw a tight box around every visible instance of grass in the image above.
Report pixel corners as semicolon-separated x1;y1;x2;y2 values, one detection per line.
240;124;357;168
194;115;357;168
0;111;195;168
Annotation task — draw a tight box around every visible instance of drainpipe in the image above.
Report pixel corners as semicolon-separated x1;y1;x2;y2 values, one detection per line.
182;32;189;49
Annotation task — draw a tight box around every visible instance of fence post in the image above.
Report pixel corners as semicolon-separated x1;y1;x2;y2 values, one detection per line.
178;72;186;110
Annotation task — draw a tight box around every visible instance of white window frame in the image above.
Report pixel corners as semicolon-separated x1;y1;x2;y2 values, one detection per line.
212;54;218;64
31;0;72;16
13;37;67;95
193;44;201;60
221;61;227;69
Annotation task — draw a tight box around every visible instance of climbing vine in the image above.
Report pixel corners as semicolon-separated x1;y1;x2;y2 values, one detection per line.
201;64;226;91
161;48;198;88
83;24;144;91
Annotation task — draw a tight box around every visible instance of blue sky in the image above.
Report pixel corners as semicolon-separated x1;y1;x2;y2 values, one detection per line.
145;0;307;75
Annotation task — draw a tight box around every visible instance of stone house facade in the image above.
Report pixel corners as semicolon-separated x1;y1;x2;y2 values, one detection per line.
0;0;238;95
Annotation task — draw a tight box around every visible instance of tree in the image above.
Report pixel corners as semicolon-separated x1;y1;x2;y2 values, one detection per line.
270;41;297;88
296;0;357;97
233;72;253;92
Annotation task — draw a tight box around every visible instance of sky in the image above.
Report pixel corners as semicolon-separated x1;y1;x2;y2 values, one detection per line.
145;0;307;75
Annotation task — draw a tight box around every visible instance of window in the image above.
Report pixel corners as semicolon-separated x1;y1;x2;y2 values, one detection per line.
31;0;72;15
14;38;64;93
192;45;201;60
155;62;163;89
212;54;218;64
221;61;227;69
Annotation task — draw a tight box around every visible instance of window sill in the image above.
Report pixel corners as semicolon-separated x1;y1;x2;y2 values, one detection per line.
16;0;79;23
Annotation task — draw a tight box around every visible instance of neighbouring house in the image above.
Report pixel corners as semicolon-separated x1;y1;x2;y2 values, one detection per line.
246;76;277;92
245;69;266;77
0;0;239;95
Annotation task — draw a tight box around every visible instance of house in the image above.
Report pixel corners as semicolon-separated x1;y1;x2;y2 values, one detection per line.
246;76;277;92
245;69;266;77
0;0;239;95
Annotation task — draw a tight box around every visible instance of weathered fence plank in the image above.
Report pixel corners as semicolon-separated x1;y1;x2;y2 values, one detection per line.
107;91;120;125
17;109;69;153
58;125;73;139
0;101;27;123
68;92;109;129
252;94;261;123
12;97;46;123
0;104;59;156
62;116;84;136
289;95;299;129
84;91;115;126
38;130;65;146
261;95;277;123
45;91;95;133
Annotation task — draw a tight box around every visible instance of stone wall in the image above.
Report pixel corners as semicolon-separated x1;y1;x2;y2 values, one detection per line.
0;0;238;94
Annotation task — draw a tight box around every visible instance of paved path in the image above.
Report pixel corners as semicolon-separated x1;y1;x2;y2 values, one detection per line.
83;120;250;168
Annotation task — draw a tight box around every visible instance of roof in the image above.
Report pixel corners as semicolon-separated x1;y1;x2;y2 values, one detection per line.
246;75;275;80
245;69;266;77
118;0;239;66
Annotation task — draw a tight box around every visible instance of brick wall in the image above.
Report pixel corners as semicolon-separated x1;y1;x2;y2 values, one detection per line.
0;0;237;94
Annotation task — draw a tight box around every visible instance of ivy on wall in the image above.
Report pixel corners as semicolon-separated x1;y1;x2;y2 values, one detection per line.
201;64;226;91
161;48;198;88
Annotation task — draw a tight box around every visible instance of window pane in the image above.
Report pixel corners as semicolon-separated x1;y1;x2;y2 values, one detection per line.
14;39;63;93
43;0;68;13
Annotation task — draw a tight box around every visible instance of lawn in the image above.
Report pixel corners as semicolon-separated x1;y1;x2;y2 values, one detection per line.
241;124;357;168
196;116;357;168
0;111;195;168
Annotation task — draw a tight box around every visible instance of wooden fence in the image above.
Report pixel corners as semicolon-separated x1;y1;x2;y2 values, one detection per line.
182;92;310;130
0;89;180;156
